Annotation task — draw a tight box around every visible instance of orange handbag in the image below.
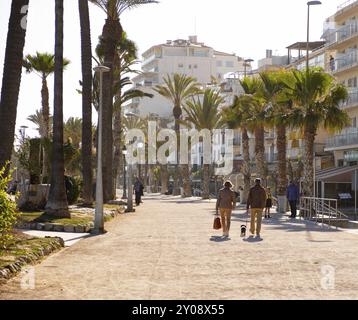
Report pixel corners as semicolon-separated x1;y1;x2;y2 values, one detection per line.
213;216;222;230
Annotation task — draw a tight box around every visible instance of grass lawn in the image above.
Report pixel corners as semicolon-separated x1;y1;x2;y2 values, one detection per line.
18;211;93;226
0;232;58;269
18;204;124;226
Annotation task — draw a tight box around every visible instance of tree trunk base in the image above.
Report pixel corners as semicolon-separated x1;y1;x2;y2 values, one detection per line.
277;195;287;214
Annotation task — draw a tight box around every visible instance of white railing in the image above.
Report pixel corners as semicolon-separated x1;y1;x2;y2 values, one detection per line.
300;197;348;228
335;50;358;72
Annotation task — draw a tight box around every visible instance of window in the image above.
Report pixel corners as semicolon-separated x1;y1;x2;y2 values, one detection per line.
352;117;357;128
189;64;192;69
194;64;198;69
178;63;184;68
216;60;223;67
225;61;234;68
348;77;357;88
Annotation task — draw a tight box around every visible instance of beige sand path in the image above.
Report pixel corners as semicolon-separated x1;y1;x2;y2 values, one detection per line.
1;194;358;300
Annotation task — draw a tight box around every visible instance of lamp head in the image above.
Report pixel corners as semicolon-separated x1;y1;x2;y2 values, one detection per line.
93;65;110;73
307;1;322;6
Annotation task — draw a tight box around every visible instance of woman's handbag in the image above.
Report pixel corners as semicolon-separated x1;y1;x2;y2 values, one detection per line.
213;216;222;230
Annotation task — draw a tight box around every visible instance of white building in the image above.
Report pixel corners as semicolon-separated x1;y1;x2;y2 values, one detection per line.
125;36;250;118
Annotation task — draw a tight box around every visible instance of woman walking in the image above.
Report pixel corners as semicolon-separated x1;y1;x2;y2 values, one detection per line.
216;181;236;238
265;187;273;219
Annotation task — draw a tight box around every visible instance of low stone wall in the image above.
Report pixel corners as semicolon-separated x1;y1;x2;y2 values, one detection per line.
0;237;64;283
16;221;94;233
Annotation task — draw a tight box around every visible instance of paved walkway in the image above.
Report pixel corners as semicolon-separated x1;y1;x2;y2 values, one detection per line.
1;194;358;300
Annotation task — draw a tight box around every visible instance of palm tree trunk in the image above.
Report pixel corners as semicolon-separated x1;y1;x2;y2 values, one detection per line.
45;0;69;218
241;128;251;204
255;125;266;187
276;125;288;213
181;164;192;197
79;0;93;206
113;108;122;193
0;0;29;169
160;164;168;194
202;164;210;199
101;18;122;202
302;126;316;197
41;76;50;182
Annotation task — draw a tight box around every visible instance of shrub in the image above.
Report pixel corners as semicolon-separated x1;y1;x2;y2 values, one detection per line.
0;164;19;248
65;176;82;205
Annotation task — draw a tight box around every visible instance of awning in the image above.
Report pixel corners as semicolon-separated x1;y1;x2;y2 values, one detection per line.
316;165;358;183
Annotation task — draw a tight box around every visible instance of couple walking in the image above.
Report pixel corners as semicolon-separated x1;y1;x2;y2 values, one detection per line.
216;178;267;238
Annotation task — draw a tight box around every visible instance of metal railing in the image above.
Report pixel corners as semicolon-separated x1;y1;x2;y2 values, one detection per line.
341;89;358;109
335;50;358;72
326;129;358;149
300;197;348;228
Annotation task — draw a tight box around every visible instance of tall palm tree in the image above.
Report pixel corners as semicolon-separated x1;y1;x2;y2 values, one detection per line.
259;71;292;212
240;77;268;187
182;89;225;199
285;68;350;196
89;0;158;203
0;0;30;169
79;0;93;206
222;95;253;204
23;52;70;181
45;0;70;217
23;52;70;139
154;74;200;197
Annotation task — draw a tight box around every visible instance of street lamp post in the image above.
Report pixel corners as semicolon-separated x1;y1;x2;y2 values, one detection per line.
122;146;127;200
93;65;110;234
306;1;321;198
306;1;322;72
244;58;254;77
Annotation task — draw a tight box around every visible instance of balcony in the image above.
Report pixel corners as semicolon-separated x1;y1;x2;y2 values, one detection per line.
334;50;358;73
341;88;358;109
326;129;358;150
265;153;278;163
326;23;358;46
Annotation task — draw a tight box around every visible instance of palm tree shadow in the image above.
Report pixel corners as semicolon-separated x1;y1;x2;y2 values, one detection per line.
210;236;231;242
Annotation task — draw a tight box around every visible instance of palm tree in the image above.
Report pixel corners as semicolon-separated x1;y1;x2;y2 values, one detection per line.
27;110;52;138
222;95;253;204
154;74;200;197
0;0;30;169
64;117;83;148
23;52;70;181
23;52;70;139
240;77;268;187
45;0;70;217
79;0;93;206
182;89;225;199
259;71;292;212
89;0;158;203
285;68;350;196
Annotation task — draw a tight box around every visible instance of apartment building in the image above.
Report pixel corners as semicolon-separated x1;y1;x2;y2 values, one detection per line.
125;36;249;118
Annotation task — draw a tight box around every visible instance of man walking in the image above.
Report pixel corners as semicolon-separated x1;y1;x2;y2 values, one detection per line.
247;179;267;238
134;178;144;206
287;181;300;218
216;181;236;238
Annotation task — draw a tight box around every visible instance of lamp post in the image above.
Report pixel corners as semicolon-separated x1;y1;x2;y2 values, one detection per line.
93;65;110;234
306;1;322;72
244;58;254;77
122;146;127;199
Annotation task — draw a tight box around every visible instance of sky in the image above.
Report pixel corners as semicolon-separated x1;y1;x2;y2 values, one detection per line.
0;0;341;138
